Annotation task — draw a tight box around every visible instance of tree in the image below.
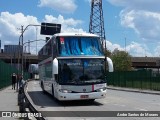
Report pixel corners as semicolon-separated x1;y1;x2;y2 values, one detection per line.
111;49;132;71
104;49;111;57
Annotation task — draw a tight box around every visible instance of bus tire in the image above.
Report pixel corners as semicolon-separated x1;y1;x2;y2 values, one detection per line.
89;99;95;102
41;82;45;93
52;85;55;99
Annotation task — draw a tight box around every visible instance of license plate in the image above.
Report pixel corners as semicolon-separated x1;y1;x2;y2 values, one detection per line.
80;95;89;99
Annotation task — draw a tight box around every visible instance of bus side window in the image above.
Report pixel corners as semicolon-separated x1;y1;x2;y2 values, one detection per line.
53;37;57;58
48;40;52;56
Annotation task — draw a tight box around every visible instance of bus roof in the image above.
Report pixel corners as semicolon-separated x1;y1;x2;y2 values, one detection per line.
53;32;99;37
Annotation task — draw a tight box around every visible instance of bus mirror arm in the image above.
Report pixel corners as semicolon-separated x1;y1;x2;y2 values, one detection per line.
53;58;58;74
106;57;114;72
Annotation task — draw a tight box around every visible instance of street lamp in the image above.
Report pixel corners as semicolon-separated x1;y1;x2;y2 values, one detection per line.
18;23;60;77
22;39;46;76
18;25;41;76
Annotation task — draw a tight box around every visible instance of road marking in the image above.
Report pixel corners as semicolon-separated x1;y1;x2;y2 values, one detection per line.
135;108;148;111
113;104;126;107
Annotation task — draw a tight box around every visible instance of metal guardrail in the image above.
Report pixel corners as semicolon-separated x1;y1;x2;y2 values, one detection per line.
18;80;45;120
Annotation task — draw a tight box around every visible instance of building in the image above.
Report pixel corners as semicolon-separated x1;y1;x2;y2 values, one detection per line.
4;45;22;54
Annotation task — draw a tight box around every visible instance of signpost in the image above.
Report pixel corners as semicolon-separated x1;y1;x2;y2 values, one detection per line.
18;23;61;77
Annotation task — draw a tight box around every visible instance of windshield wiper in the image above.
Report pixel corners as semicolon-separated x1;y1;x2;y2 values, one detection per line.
82;79;103;83
69;79;84;84
67;79;104;84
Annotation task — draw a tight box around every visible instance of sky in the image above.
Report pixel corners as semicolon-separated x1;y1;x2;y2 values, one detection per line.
0;0;160;57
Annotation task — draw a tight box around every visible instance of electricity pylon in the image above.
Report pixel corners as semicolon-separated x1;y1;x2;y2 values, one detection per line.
89;0;106;48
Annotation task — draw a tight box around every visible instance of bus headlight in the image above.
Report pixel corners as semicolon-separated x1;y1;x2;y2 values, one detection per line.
96;87;107;92
59;89;72;93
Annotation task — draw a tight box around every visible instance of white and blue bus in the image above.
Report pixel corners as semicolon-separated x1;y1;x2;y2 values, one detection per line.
38;33;113;101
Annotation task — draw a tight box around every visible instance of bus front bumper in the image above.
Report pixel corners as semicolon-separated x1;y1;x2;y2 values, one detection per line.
57;90;107;101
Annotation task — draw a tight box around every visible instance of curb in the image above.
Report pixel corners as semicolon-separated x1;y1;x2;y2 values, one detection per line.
107;86;160;95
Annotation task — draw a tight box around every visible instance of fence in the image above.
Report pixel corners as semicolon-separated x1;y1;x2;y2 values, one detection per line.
0;60;30;90
107;70;160;91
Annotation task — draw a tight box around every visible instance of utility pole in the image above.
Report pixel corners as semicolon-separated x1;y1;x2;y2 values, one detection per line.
18;23;61;76
36;27;38;55
16;25;23;91
89;0;106;49
18;25;24;76
21;25;24;76
28;40;30;54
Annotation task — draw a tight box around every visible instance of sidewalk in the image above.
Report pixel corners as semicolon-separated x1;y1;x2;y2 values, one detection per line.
107;86;160;95
0;86;19;120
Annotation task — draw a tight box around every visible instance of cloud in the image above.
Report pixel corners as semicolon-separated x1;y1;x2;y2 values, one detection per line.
107;0;160;12
154;43;160;56
126;42;153;57
106;39;154;57
44;14;82;27
43;14;85;33
38;0;77;13
0;12;39;44
1;11;158;57
107;0;160;42
106;40;124;52
0;12;85;54
120;10;160;41
0;12;43;54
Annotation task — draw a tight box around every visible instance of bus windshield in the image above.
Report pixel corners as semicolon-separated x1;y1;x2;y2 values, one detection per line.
58;59;105;85
57;36;103;56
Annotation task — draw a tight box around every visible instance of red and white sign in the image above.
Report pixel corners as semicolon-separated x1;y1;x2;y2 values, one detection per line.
60;37;64;44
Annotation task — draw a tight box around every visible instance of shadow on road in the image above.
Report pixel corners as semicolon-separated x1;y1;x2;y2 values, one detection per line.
27;91;103;108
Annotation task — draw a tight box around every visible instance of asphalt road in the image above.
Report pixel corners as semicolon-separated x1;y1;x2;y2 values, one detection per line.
27;80;160;120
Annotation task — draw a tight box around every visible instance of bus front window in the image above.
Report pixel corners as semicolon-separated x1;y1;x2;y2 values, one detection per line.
58;59;105;85
57;37;103;56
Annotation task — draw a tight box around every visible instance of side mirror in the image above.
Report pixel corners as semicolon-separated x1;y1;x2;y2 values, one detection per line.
106;57;114;72
53;58;58;74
